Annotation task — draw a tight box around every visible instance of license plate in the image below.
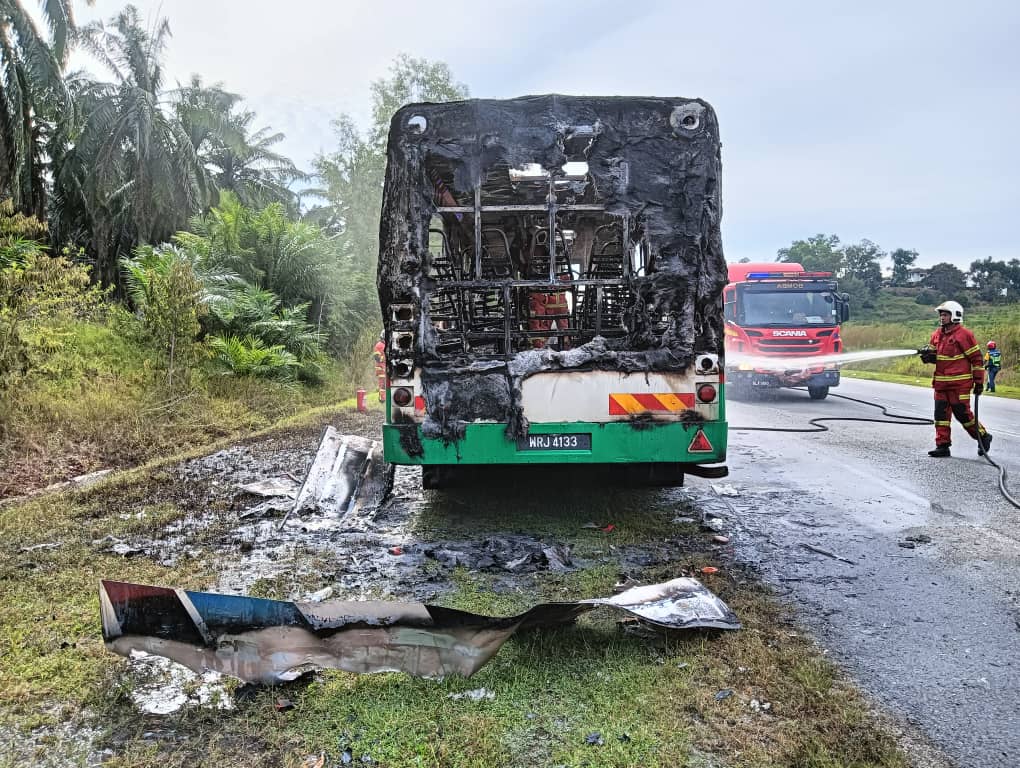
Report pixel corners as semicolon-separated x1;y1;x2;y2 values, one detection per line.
517;433;592;451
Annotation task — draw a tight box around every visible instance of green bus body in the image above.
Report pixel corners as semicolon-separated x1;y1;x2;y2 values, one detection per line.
383;405;728;466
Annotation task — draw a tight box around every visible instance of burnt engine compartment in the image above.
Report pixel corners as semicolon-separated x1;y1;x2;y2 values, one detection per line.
378;96;727;445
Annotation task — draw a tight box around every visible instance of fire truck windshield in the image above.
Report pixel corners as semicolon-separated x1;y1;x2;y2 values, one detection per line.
738;288;837;327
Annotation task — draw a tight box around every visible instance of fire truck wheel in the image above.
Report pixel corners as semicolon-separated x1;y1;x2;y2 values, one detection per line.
808;386;830;400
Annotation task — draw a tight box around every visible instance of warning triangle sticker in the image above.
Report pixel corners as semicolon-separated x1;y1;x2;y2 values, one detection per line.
688;429;713;453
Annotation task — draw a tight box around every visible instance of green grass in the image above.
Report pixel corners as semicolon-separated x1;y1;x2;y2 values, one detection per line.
0;429;909;768
0;497;212;710
1;315;374;497
412;484;691;548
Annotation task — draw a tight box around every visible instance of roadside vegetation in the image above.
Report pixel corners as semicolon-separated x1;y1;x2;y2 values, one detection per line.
0;197;375;496
1;1;465;497
839;300;1018;395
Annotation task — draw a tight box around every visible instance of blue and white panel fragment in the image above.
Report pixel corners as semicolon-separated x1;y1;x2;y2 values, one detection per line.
100;577;740;683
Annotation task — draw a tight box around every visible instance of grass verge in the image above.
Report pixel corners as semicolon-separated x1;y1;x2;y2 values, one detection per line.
1;414;911;768
841;369;1020;400
841;302;1017;396
1;315;375;498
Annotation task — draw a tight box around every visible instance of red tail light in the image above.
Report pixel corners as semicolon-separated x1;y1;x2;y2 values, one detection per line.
697;384;717;403
392;387;413;407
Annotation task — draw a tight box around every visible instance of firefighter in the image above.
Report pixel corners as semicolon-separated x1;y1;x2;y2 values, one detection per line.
984;341;1001;393
919;301;992;457
373;332;386;403
528;291;552;348
546;284;570;349
527;278;571;349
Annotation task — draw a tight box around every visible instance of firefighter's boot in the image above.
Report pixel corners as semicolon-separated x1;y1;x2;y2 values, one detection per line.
928;444;951;458
978;433;993;456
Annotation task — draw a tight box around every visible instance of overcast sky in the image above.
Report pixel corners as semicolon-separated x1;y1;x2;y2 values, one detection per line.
68;0;1019;269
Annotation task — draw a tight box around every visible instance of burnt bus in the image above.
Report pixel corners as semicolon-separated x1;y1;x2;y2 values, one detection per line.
377;95;728;487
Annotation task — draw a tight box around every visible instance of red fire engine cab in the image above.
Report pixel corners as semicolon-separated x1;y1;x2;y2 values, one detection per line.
724;262;850;400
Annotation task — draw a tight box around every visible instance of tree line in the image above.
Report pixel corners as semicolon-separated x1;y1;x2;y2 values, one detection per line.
1;1;467;393
773;234;1019;309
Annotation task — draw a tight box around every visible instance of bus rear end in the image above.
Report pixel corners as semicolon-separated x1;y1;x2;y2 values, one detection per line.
378;96;728;486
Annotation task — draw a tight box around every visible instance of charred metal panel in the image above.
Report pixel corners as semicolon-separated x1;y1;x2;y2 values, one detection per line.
101;577;739;683
276;428;394;528
421;370;513;431
378;96;726;441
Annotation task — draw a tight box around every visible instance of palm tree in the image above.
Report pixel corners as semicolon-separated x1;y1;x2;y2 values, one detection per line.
205;108;304;210
174;78;303;211
194;191;334;309
0;0;77;219
70;5;207;286
173;75;240;153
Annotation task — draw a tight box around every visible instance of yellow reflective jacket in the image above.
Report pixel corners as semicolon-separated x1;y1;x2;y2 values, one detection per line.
929;323;984;391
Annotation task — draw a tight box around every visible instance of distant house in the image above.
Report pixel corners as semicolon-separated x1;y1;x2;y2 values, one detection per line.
905;267;929;284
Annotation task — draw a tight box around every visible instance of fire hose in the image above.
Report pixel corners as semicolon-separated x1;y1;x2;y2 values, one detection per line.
973;392;1019;509
731;390;1019;510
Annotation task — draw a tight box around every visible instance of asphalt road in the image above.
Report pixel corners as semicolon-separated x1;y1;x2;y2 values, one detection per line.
707;378;1020;767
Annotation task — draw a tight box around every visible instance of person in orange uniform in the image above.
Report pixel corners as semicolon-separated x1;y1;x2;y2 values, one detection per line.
528;280;571;350
919;301;991;457
528;292;552;348
373;332;386;402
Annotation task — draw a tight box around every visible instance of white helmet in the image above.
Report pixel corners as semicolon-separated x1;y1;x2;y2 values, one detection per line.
935;300;963;323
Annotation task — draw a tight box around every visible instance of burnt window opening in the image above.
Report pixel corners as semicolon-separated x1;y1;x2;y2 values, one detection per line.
423;153;639;360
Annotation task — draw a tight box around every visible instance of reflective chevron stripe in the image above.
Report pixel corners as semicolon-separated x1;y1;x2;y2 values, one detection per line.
609;393;695;414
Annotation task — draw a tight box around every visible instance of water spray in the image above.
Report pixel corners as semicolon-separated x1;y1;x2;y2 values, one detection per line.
727;348;918;372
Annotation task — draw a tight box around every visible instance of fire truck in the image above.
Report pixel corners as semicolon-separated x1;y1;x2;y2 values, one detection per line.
376;95;729;488
724;262;850;400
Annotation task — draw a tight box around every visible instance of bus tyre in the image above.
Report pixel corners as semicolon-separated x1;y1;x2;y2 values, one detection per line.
625;463;685;487
657;464;686;487
421;466;448;490
808;386;830;400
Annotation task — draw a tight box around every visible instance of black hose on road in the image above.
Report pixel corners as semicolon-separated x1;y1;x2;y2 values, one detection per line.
729;389;933;433
974;393;1020;509
730;388;1020;510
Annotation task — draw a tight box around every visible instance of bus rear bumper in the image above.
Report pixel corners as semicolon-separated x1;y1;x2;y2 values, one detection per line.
383;420;728;467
